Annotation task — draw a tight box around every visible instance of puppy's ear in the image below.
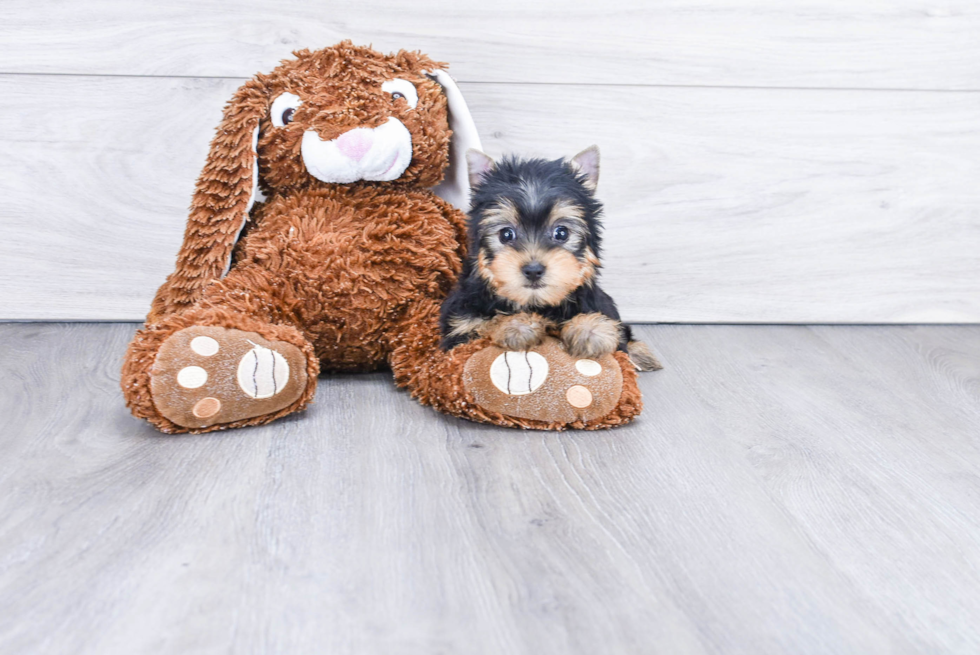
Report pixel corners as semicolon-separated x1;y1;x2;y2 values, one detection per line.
149;79;268;321
426;69;483;211
569;145;600;191
466;149;495;190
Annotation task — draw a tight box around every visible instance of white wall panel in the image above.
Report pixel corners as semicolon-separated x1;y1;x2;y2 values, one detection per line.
1;75;976;322
0;0;978;90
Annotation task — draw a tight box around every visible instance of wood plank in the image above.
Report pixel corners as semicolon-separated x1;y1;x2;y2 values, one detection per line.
483;85;980;323
1;74;978;322
2;323;980;653
2;0;980;90
650;324;980;652
0;76;226;321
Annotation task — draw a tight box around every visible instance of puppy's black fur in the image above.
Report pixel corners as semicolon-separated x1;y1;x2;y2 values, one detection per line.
439;153;649;365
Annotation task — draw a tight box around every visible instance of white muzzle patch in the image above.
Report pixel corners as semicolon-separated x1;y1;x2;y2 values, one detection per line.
301;117;413;184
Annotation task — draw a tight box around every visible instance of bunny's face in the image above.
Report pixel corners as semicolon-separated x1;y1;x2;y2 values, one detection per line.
249;44;452;191
156;42;478;316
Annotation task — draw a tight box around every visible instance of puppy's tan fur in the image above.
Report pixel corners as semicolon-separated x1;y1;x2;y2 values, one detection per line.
627;340;663;371
485;313;554;351
561;313;621;359
446;315;490;339
485;248;594;309
547;199;586;227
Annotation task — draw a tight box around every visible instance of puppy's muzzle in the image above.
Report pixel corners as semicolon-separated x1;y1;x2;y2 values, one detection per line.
301;117;413;184
522;261;546;287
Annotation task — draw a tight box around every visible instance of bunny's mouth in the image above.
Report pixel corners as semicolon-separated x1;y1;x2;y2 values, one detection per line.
301;117;413;185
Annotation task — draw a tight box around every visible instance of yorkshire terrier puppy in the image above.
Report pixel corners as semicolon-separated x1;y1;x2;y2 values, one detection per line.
439;146;661;371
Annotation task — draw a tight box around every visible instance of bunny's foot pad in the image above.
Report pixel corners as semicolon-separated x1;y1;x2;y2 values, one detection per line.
463;337;623;424
150;326;308;429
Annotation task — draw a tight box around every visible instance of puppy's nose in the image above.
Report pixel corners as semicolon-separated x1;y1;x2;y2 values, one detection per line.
335;128;374;161
522;262;546;282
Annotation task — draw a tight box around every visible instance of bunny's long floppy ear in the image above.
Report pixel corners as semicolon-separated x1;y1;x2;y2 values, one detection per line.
149;79;267;321
427;70;483;212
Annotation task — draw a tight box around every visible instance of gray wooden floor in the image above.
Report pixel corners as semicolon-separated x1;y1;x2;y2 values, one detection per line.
1;323;979;654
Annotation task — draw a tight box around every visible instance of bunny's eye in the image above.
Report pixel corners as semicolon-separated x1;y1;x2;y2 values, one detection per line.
381;79;418;109
270;92;302;128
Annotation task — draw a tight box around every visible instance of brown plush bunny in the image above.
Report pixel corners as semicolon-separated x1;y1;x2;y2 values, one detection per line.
121;41;642;433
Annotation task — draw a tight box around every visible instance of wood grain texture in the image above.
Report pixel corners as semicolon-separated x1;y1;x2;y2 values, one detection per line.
0;74;977;322
2;323;980;654
1;0;979;90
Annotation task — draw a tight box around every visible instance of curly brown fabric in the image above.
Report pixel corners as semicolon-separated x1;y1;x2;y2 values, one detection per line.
120;42;642;434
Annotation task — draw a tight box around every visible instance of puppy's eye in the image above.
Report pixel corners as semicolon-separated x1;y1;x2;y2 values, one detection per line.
499;227;516;244
553;226;569;242
381;79;419;109
270;92;302;128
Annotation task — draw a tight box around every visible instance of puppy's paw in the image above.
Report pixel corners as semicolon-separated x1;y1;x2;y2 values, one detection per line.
627;340;663;371
561;313;621;359
487;313;552;351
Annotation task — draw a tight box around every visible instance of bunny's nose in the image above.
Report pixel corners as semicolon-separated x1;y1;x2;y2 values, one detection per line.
335;129;374;161
522;262;546;282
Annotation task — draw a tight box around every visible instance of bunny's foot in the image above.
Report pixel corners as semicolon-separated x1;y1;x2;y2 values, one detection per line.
149;326;310;430
462;336;625;425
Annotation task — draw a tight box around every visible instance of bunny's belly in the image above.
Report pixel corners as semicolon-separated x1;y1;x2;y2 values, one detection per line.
236;188;463;370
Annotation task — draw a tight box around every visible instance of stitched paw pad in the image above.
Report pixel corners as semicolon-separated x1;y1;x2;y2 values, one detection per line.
463;337;623;424
150;326;308;429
